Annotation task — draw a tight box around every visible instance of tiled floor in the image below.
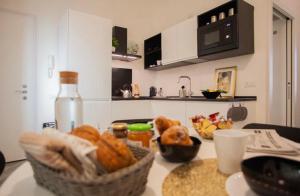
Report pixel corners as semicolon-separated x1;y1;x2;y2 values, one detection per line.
0;160;25;186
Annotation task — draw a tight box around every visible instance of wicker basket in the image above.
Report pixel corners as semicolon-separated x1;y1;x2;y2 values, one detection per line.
27;145;155;196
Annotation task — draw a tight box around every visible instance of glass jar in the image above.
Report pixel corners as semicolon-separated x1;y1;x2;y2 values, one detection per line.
127;123;152;148
55;71;83;132
111;123;128;140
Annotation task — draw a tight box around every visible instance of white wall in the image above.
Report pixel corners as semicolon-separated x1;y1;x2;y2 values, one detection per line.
0;0;299;127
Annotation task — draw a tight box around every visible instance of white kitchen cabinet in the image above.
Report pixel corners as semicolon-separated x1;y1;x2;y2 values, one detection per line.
176;17;198;61
161;17;197;65
151;101;186;125
111;101;152;122
83;101;111;131
161;25;177;65
185;101;256;129
58;9;112;100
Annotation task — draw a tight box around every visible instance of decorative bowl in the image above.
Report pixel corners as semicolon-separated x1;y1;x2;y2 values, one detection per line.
201;91;221;99
157;136;201;163
241;156;300;196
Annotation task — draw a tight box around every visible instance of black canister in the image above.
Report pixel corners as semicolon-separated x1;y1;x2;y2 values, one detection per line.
149;86;157;97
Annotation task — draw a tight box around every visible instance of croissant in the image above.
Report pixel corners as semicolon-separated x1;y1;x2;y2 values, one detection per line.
96;132;137;172
71;125;101;145
161;126;193;146
155;116;181;135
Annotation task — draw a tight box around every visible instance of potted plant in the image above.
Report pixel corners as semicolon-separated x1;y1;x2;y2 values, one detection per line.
112;37;119;52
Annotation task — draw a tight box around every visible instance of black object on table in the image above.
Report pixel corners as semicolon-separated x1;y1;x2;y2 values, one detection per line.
112;119;153;124
157;136;201;163
0;151;5;176
242;123;300;196
243;123;300;143
42;122;56;129
242;156;300;196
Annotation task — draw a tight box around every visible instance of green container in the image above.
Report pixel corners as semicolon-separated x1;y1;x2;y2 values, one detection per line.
128;123;152;132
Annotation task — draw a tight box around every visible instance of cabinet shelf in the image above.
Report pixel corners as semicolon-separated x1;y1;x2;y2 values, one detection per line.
145;48;161;55
112;52;142;62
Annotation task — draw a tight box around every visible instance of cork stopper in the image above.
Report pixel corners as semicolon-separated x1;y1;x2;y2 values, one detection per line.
59;71;78;84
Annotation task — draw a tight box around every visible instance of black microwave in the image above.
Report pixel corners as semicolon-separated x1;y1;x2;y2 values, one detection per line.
198;16;238;57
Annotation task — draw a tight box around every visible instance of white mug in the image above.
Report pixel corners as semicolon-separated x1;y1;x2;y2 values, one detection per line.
213;130;252;175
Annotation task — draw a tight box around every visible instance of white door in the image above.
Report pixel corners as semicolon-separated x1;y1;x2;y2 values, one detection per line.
0;10;36;162
270;9;293;126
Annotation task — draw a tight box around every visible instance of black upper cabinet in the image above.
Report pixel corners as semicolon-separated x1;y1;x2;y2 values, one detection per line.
144;33;162;69
197;0;254;60
112;26;142;62
113;26;127;54
144;0;254;71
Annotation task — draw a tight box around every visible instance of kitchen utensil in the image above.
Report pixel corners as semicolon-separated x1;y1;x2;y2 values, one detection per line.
241;156;300;196
227;104;248;122
219;12;226;20
214;130;252;174
157;136;201;163
120;89;131;98
149;86;157;97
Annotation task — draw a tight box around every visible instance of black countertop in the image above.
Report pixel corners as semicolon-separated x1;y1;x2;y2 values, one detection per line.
112;96;257;102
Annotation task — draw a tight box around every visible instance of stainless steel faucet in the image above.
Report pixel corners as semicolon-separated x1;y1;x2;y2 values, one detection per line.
178;75;193;98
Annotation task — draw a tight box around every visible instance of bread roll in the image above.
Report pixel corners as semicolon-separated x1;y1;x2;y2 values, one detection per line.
71;125;101;145
96;132;136;172
161;126;193;146
155;116;181;135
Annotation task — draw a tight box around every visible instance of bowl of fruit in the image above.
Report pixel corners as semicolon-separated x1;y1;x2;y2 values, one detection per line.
191;112;233;140
201;89;226;99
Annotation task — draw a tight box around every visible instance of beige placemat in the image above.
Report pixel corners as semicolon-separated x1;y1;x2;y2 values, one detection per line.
162;159;229;196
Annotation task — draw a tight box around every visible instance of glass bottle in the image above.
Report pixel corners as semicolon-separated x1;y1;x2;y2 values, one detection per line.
55;71;83;132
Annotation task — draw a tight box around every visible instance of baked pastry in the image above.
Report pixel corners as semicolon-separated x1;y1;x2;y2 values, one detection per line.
161;126;193;146
155;116;181;135
96;132;137;172
71;125;101;145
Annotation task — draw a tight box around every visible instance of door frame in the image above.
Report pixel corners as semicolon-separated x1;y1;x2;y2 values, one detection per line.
0;8;38;131
268;3;295;126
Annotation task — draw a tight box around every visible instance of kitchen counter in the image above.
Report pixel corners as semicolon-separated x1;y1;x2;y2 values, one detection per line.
112;96;257;102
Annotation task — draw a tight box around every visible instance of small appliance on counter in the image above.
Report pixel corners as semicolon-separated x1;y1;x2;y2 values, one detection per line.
120;88;131;98
149;86;157;97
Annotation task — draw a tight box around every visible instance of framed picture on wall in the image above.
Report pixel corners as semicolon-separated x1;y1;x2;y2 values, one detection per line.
215;66;237;97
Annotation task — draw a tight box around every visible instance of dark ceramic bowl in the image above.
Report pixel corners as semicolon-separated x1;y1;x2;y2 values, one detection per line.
0;151;5;175
202;91;221;99
241;156;300;196
157;136;201;163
